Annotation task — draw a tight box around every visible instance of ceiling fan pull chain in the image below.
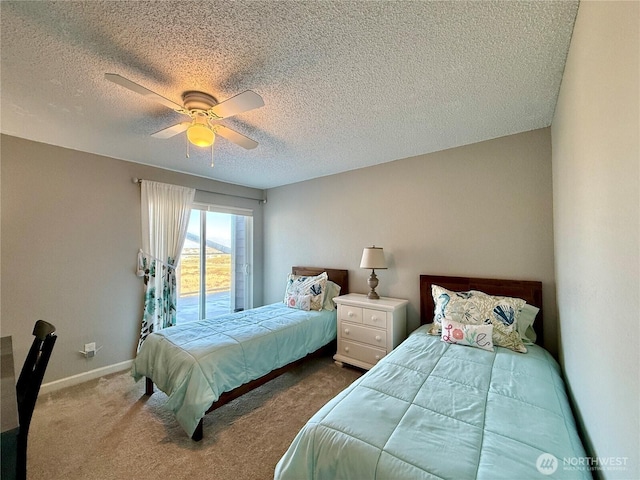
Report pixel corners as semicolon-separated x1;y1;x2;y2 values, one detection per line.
211;144;215;168
186;138;190;158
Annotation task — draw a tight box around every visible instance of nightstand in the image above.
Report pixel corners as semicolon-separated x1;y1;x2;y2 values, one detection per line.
333;293;408;370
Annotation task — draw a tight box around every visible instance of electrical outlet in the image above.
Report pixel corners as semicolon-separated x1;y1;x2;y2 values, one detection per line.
79;342;99;358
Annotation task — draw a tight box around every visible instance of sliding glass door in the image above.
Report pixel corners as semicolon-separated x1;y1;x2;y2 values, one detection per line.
176;206;253;323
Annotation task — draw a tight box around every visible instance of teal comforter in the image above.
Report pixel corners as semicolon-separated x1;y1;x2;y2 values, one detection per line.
132;303;336;437
275;325;590;479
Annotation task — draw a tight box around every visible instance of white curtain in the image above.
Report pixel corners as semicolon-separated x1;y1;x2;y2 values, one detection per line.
137;180;195;350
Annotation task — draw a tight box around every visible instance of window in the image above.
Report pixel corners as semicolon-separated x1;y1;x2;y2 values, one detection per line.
176;205;253;323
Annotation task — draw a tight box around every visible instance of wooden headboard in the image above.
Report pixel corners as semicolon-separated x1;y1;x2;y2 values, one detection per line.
419;274;543;344
292;266;349;294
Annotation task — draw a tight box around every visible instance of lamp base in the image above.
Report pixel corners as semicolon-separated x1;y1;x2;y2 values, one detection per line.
367;270;380;300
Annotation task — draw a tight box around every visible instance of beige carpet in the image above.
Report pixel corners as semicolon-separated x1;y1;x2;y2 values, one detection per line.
27;356;362;480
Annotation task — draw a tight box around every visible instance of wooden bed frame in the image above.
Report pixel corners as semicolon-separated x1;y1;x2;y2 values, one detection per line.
419;274;544;345
145;266;349;441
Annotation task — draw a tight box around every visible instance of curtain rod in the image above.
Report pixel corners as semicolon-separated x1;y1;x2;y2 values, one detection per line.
132;177;266;204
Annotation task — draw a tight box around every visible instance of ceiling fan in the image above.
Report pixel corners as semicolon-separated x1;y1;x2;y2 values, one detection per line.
105;73;264;164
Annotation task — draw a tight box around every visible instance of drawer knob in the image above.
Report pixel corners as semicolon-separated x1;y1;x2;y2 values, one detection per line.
375;335;381;342
348;311;354;317
345;347;350;352
375;355;381;360
371;316;378;321
345;328;350;335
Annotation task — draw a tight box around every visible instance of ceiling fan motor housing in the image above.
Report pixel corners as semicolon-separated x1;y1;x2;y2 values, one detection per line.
182;91;218;113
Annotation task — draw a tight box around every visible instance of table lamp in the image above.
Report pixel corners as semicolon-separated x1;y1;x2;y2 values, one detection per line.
360;246;387;299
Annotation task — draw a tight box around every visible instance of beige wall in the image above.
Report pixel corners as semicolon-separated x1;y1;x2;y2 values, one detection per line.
0;135;264;383
264;128;558;353
551;1;639;478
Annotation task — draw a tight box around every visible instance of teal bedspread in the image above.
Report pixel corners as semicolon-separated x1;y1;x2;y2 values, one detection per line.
132;303;336;437
275;325;590;480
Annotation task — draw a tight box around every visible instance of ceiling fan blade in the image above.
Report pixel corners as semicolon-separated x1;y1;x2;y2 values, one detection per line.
105;73;184;112
209;90;264;119
214;125;259;149
151;122;190;139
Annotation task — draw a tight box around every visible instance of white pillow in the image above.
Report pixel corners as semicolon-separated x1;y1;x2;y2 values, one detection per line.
285;294;311;311
441;317;494;352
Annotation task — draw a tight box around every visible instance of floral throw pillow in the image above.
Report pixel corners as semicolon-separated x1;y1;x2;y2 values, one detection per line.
283;272;328;311
441;317;494;352
429;285;528;353
429;285;478;335
285;294;311;311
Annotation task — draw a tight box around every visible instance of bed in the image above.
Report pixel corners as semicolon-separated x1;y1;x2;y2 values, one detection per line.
274;274;590;479
132;266;349;440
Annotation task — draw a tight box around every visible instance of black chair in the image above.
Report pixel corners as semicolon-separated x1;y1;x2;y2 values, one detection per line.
15;320;57;480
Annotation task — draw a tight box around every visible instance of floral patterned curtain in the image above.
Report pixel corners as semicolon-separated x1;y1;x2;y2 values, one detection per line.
137;180;195;350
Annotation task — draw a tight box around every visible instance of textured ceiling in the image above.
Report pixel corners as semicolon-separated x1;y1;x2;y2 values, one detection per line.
0;1;578;189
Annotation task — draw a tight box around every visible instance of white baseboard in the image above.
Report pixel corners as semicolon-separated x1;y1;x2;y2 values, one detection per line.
40;360;133;395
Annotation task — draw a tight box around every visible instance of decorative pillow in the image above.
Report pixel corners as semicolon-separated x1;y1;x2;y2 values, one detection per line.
429;285;527;353
517;303;539;344
286;294;311;311
472;290;528;353
322;281;341;311
441;317;494;352
429;285;478;335
283;272;328;311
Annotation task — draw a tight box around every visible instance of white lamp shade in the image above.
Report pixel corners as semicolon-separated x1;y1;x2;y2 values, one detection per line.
360;247;387;269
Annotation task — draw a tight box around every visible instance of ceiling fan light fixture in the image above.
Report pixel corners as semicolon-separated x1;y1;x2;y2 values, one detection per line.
187;119;215;147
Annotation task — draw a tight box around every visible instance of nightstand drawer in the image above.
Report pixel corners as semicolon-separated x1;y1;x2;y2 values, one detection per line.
339;340;386;366
340;322;386;347
338;305;363;324
363;308;387;328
